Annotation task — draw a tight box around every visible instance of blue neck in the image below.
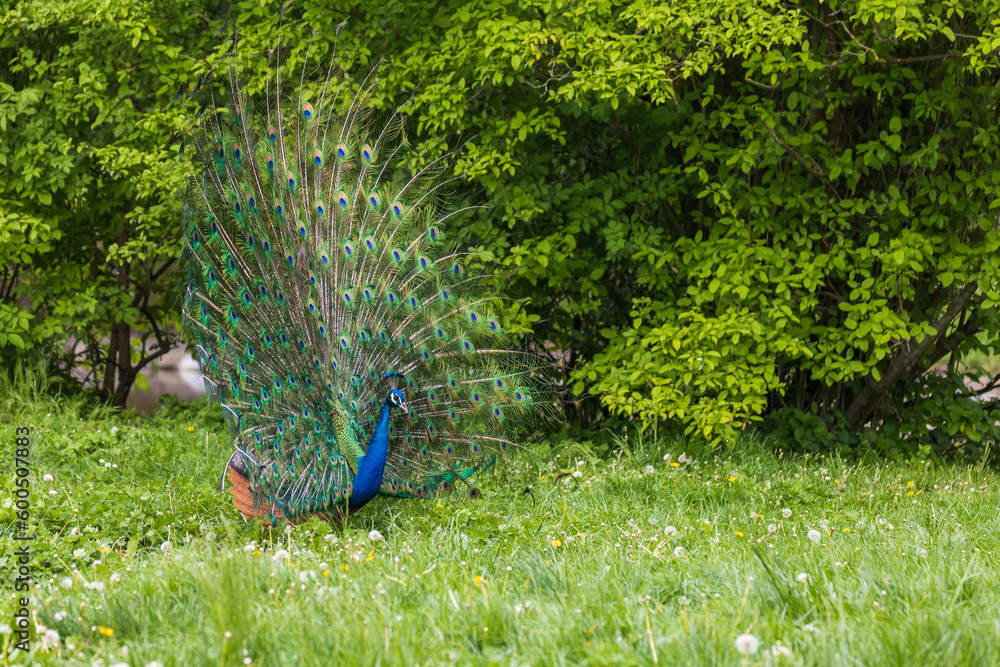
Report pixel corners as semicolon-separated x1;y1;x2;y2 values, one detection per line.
348;398;394;509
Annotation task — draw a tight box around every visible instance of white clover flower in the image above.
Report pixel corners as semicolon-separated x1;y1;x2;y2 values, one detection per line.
664;526;678;537
368;529;384;542
673;546;686;558
43;473;54;482
43;628;60;646
807;530;821;544
61;577;73;588
70;527;79;536
804;623;818;633
577;460;585;467
243;543;257;553
110;573;121;583
735;633;760;655
643;465;655;474
572;470;583;478
782;508;792;518
796;573;809;583
49;489;57;495
111;427;119;435
770;641;792;659
84;581;105;591
54;611;68;622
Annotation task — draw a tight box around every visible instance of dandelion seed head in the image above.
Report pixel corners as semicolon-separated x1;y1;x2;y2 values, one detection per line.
735;633;760;655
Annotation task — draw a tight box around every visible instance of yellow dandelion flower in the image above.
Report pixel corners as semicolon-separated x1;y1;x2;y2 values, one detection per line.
834;479;840;484
671;462;680;468
728;476;736;483
436;503;443;508
916;490;922;495
100;546;109;554
735;531;744;538
843;527;850;533
98;626;114;637
187;426;195;432
907;481;914;488
367;550;375;561
907;490;914;497
474;576;484;587
551;539;562;547
323;570;330;577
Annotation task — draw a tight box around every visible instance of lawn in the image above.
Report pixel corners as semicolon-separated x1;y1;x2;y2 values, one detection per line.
2;382;999;666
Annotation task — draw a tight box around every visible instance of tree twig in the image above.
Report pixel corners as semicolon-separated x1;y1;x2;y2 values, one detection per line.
761;120;829;179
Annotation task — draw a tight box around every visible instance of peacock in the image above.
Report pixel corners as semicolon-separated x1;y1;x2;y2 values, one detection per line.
180;35;554;525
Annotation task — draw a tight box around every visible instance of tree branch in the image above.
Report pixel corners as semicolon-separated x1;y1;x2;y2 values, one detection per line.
845;282;979;430
762;120;829;179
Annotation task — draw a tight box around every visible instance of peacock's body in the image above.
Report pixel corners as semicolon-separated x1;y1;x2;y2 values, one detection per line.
181;40;552;524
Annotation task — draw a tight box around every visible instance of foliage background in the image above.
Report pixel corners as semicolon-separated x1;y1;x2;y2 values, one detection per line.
1;0;999;455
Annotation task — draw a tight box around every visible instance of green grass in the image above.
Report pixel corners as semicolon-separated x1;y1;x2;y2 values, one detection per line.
2;380;1000;666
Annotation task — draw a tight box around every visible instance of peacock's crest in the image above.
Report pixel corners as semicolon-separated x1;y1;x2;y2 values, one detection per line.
181;35;556;523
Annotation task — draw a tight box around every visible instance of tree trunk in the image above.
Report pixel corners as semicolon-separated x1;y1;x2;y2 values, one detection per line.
103;230;133;407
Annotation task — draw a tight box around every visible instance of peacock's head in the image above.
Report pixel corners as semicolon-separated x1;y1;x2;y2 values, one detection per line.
387;389;407;413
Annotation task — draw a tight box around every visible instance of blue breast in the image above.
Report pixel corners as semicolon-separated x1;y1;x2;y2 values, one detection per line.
347;399;393;509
